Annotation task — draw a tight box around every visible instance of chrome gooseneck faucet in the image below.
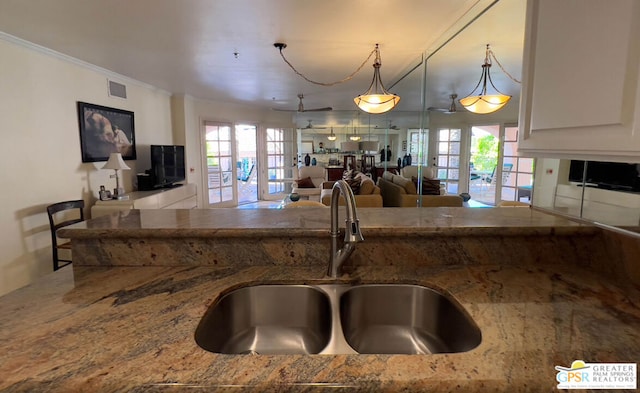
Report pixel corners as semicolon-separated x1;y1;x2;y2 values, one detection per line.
328;180;364;278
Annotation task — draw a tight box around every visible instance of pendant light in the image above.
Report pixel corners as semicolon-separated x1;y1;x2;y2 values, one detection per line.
459;44;517;114
349;116;361;141
327;127;337;141
353;44;400;114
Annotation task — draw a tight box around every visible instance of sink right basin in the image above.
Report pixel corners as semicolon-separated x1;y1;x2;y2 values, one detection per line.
339;284;481;354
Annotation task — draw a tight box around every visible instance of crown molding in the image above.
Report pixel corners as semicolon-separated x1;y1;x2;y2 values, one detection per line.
0;31;171;96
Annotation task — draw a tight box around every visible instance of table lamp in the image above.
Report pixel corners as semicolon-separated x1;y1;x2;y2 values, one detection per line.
102;153;130;200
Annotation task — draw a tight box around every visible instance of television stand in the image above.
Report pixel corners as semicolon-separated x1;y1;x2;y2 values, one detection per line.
91;183;196;218
554;184;640;225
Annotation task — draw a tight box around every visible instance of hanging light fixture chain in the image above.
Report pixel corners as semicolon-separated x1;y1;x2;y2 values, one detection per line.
488;48;521;84
277;45;377;87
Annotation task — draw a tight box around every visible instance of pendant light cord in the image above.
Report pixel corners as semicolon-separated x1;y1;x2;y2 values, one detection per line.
487;47;521;84
277;44;378;87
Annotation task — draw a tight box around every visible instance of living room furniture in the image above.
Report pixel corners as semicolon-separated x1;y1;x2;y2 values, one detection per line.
91;183;197;218
554;183;640;226
517;185;532;201
326;167;345;182
399;165;445;195
46;200;85;270
378;171;462;207
343;155;356;171
292;166;326;201
320;176;383;208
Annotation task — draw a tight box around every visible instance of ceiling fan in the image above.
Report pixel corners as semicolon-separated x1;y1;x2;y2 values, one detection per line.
273;94;332;112
300;120;326;130
428;93;459;114
375;121;400;130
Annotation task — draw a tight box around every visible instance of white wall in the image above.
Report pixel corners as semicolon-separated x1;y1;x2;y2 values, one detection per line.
0;36;173;296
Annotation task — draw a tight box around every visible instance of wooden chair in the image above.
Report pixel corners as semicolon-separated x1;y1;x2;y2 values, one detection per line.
46;200;85;271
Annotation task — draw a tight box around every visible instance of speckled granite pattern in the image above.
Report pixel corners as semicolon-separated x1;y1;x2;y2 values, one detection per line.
0;264;639;392
1;207;639;392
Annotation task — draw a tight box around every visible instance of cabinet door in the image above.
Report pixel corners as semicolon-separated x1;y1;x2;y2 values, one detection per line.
518;0;640;160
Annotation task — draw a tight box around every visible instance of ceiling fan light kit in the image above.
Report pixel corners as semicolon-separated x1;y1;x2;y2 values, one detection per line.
354;44;400;114
460;44;518;115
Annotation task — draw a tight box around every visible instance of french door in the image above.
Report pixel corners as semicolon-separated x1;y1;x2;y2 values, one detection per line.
436;128;461;194
265;127;296;199
466;124;534;205
203;121;235;207
202;121;293;207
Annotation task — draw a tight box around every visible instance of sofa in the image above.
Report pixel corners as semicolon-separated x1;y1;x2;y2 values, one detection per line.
320;172;383;208
377;171;463;207
399;165;446;195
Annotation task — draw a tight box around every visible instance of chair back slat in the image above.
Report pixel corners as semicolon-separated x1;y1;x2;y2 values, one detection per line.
46;199;85;271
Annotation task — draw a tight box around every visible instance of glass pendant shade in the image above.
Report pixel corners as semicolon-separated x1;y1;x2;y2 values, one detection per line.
354;92;400;114
354;45;400;114
459;94;511;114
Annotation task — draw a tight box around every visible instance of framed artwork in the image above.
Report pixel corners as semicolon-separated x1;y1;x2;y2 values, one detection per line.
77;102;136;162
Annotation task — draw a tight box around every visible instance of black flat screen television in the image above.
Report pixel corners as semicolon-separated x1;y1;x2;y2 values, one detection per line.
150;145;186;188
569;160;640;192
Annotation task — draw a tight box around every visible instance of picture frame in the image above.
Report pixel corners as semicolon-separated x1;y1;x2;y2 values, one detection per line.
77;101;136;163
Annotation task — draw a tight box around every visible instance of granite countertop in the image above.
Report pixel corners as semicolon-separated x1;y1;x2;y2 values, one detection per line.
1;262;639;391
59;207;589;239
2;208;639;392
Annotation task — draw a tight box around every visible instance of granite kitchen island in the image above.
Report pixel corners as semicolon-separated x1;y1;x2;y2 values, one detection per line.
0;207;639;392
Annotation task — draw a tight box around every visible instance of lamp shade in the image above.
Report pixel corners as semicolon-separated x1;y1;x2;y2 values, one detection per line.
459;94;511;114
359;141;379;152
354;94;400;114
340;141;359;152
102;153;131;170
353;44;400;114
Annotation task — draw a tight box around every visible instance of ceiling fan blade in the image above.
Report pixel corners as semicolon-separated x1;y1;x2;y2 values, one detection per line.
300;107;333;112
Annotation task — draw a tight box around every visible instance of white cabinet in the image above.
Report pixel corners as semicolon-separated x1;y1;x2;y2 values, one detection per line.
91;183;197;218
518;0;640;161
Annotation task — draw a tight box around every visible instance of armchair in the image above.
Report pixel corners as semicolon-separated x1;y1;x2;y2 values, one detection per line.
292;166;326;201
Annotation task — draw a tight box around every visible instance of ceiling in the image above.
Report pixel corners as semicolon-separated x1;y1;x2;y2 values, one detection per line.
0;0;525;129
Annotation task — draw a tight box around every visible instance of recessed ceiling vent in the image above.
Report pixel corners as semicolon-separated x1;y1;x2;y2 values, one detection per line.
108;80;127;99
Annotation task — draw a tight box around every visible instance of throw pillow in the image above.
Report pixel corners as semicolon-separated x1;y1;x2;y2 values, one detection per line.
393;175;417;195
359;176;375;195
342;170;361;194
412;176;441;195
296;176;316;188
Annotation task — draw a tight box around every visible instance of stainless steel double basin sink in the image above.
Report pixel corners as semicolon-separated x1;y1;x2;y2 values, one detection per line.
195;284;481;355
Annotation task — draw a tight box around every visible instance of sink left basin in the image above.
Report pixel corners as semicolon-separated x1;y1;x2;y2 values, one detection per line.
195;285;332;355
